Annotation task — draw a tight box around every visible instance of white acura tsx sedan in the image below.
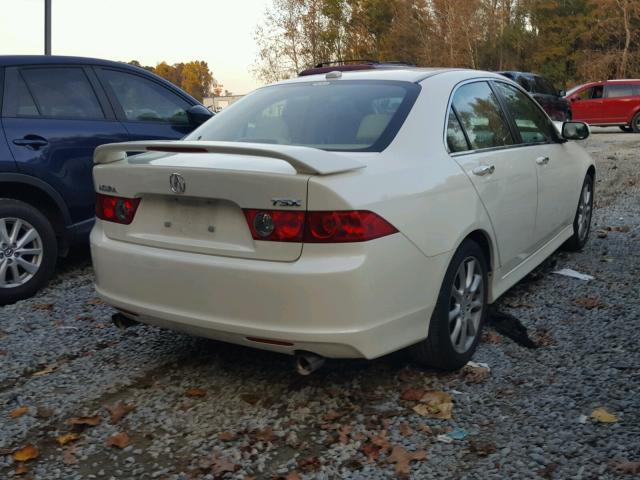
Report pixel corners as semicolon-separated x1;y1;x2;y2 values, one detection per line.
90;68;594;371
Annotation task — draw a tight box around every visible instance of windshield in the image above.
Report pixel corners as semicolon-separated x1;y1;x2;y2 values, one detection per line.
565;84;585;97
187;80;420;152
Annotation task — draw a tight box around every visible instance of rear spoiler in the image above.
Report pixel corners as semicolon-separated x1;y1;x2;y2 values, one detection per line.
94;140;366;175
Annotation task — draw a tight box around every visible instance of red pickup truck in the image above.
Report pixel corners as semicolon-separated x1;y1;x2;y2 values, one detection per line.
564;79;640;132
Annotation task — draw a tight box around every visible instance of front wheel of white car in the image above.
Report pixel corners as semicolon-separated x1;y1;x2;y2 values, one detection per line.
410;239;488;370
563;173;594;252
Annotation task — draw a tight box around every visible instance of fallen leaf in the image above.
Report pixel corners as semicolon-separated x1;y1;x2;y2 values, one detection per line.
32;303;54;311
286;472;301;480
254;426;274;442
469;440;497;457
575;297;600;309
218;431;237;442
10;406;28;418
361;443;380;463
15;464;29;475
13;444;39;462
338;425;352;444
462;364;490;383
36;406;55;418
596;229;608;238
185;387;207;398
76;315;95;321
370;430;391;452
610;225;630;233
399;422;413;437
32;363;58;377
324;409;347;421
591;407;618;423
610;461;640;475
418;424;432;435
106;431;130;449
386;445;427;475
400;388;425;402
87;298;104;305
62;447;79;465
240;393;260;405
106;402;135;424
211;453;235;476
483;330;502;344
56;432;80;446
532;329;555;347
297;456;321;472
68;415;101;426
412;391;453;419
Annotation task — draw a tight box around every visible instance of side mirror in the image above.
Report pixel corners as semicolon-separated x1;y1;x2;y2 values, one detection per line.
562;121;589;140
186;105;214;126
558;89;566;97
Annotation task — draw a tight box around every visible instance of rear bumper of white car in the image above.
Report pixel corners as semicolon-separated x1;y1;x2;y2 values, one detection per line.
90;222;449;359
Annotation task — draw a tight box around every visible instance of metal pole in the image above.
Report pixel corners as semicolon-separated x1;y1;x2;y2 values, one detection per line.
44;0;51;55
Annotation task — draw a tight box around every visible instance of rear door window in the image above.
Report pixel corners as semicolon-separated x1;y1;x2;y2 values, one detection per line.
99;69;191;124
19;67;105;119
606;84;634;98
451;82;514;150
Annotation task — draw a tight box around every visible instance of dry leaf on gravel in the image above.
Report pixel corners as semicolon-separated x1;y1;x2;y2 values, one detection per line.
532;329;555;347
31;363;59;377
185;387;207;398
56;433;80;446
9;406;28;418
13;445;39;462
412;391;453;419
361;443;380;463
68;415;101;427
469;440;497;457
338;425;352;444
418;424;432;435
370;430;391;452
86;298;104;305
399;422;414;437
240;393;260;405
218;431;237;442
400;388;426;401
286;473;301;480
35;407;54;419
483;330;502;344
254;426;274;442
591;407;618;423
610;461;640;475
62;448;79;465
15;464;29;475
462;364;490;383
324;409;347;421
575;297;600;309
387;446;427;476
297;456;321;473
32;303;54;311
211;453;236;476
106;402;135;424
106;432;130;449
610;225;631;233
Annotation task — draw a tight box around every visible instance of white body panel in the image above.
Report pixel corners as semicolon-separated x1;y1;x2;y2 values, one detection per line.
90;69;595;359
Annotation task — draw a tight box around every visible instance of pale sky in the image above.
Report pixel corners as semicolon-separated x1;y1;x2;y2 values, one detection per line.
0;0;272;94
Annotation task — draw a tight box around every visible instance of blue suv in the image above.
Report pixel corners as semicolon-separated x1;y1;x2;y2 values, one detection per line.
0;56;213;304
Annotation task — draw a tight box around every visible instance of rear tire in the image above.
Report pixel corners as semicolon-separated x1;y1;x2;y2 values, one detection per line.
0;199;57;305
631;112;640;133
563;174;594;251
410;239;488;370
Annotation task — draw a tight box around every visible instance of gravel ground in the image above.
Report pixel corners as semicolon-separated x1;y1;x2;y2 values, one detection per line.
1;130;639;479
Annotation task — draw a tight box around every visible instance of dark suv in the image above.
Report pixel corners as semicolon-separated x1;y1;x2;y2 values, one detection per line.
498;71;571;121
0;56;212;304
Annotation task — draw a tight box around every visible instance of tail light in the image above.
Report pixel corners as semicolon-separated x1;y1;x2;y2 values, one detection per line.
96;194;141;225
243;209;397;243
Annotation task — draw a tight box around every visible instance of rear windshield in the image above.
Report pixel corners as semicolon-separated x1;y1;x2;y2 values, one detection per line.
187;80;420;152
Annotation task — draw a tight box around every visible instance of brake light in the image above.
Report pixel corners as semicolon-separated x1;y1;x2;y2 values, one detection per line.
243;209;397;243
96;194;141;225
243;209;305;242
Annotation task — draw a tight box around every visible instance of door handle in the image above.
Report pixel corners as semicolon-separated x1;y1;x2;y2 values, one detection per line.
536;156;550;165
13;135;49;150
472;165;495;176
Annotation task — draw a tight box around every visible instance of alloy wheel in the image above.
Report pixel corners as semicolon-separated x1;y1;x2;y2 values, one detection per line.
576;181;592;242
449;256;484;353
0;217;43;288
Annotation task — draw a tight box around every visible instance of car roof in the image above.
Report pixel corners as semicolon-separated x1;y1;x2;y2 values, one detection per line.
0;55;135;68
276;67;497;85
0;55;200;104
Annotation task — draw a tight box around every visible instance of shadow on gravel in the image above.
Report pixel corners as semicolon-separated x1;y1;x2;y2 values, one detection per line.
487;307;537;349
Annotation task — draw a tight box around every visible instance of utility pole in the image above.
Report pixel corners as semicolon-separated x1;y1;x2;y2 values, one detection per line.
44;0;52;55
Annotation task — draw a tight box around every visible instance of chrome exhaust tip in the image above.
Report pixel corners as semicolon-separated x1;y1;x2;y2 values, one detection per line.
294;351;326;375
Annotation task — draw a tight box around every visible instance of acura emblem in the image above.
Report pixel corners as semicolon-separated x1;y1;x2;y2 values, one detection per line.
169;173;186;194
